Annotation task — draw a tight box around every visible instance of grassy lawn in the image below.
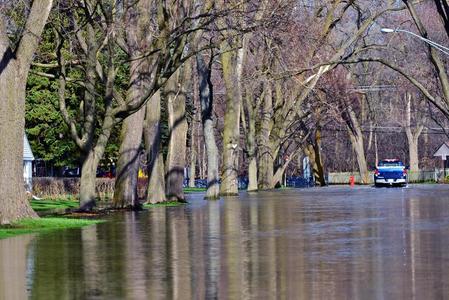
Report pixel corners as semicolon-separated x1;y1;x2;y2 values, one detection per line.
183;187;206;193
31;198;79;212
143;201;187;208
0;217;103;240
31;197;190;211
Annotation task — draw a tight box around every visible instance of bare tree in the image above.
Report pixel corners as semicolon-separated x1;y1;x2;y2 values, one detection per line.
197;52;220;199
34;0;216;210
219;37;246;196
403;92;425;180
114;0;215;207
113;0;152;209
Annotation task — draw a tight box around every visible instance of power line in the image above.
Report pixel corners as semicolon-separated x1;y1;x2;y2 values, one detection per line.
349;85;397;92
322;126;449;135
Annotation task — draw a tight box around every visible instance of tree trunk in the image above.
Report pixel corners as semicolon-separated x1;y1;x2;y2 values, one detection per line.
350;134;370;184
258;83;274;190
219;45;244;196
247;158;258;191
404;93;423;182
198;139;204;180
259;154;274;190
165;66;189;202
305;128;326;186
79;151;99;211
113;106;145;209
409;138;420;180
213;3;251;196
0;0;53;223
113;1;155;209
188;119;197;188
188;151;196;188
144;92;166;204
374;133;379;166
113;56;147;208
202;144;207;180
0;76;38;223
79;115;114;210
344;106;369;184
197;54;220;199
312;128;326;186
243;89;258;192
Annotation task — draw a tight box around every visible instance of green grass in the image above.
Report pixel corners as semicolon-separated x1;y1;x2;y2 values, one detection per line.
143;201;187;208
183;187;206;193
0;217;103;240
32;197;189;211
31;198;79;212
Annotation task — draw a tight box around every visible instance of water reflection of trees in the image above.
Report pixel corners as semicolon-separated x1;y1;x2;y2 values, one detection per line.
6;189;449;298
0;235;35;300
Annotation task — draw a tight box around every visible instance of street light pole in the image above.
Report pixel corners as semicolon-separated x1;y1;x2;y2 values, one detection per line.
381;27;449;56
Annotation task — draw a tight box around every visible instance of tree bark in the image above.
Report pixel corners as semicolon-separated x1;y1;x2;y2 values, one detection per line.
145;91;166;204
258;83;274;190
113;0;155;209
243;88;258;192
259;155;274;190
375;133;379;167
305;128;326;186
350;134;369;184
113;107;145;208
343;106;370;184
408;138;420;180
79;124;112;210
219;46;244;196
188;149;197;188
197;54;220;199
165;66;190;202
188;111;197;188
113;58;148;208
0;0;53;223
79;151;99;211
0;72;38;223
404;92;423;182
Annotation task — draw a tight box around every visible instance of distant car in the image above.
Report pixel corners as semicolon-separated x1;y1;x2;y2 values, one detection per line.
62;167;80;177
374;159;408;187
96;167;115;178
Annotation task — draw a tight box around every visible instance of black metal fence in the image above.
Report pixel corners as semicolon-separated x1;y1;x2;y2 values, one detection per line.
183;177;314;189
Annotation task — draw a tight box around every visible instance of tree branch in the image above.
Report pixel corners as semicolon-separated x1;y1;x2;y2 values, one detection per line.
341;57;449;117
16;0;54;71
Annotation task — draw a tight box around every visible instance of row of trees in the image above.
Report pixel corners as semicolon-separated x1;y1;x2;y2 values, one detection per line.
2;0;449;223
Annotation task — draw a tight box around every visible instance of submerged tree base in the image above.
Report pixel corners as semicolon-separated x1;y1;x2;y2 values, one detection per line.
219;192;239;197
0;217;103;240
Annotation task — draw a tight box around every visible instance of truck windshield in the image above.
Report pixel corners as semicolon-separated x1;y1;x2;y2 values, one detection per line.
378;161;403;167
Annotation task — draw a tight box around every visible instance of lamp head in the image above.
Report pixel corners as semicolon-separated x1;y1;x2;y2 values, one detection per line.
381;28;395;33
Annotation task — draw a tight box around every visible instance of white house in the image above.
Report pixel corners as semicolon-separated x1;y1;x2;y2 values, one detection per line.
433;142;449;180
23;134;34;191
434;142;449;160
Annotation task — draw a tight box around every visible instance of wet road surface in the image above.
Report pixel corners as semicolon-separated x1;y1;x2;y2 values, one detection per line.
1;185;449;299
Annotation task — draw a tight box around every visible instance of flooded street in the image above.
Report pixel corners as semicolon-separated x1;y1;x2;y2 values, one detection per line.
2;185;449;299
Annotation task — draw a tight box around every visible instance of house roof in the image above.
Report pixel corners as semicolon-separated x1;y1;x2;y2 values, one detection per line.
24;134;34;161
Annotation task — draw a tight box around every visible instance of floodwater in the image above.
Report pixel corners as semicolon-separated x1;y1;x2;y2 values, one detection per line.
1;185;449;299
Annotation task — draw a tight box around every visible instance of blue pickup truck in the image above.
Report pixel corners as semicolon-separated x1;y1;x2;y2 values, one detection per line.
374;159;408;187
